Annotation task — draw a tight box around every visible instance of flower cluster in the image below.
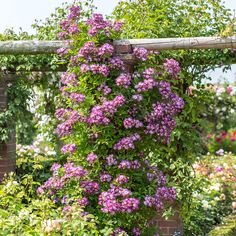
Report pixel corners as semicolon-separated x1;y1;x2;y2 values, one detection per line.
98;186;139;214
61;143;77;154
123;118;143;129
163;58;181;77
114;133;141;150
40;8;185;235
133;47;148;61
116;73;132;88
88;95;125;125
38;162;87;195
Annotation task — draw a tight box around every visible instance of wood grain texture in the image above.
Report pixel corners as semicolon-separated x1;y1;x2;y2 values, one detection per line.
0;36;236;55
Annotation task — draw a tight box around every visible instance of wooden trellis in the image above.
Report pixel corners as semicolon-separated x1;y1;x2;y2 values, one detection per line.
0;36;236;55
1;35;236;178
1;35;236;236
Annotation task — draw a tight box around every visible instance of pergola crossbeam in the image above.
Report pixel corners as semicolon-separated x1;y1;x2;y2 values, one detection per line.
0;36;236;55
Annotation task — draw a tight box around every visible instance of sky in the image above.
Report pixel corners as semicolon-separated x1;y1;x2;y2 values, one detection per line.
0;0;236;82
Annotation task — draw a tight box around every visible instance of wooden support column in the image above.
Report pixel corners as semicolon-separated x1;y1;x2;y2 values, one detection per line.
0;75;16;180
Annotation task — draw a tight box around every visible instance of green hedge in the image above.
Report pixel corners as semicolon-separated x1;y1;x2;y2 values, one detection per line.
208;214;236;236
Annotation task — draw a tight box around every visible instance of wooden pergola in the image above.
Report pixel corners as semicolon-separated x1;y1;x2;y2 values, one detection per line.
0;35;236;236
0;36;236;55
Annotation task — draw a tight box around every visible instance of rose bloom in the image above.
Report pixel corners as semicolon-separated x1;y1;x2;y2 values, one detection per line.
221;176;226;181
220;193;226;201
232;202;236;209
209;173;215;179
233;190;236;197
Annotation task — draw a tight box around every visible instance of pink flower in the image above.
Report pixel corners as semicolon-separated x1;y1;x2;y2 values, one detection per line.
87;153;98;164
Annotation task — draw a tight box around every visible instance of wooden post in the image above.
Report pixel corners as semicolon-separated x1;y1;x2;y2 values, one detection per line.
0;75;16;180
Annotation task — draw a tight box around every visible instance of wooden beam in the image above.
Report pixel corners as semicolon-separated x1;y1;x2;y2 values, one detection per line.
0;36;236;55
114;36;236;50
0;40;65;55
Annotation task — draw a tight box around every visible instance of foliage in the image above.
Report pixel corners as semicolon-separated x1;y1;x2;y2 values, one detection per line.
0;173;114;236
0;77;34;143
203;84;236;132
0;1;95;145
184;153;236;235
34;5;189;235
112;0;236;222
208;214;236;236
208;130;236;154
16;137;57;181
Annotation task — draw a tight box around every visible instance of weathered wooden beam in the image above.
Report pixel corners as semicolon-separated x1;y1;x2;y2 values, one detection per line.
0;36;236;55
114;36;236;50
0;40;66;55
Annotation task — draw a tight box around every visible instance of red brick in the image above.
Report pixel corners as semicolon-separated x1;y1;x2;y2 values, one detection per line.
168;227;179;234
114;44;132;54
159;227;169;234
157;220;178;228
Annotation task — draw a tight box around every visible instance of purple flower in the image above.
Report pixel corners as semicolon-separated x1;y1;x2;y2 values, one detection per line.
70;93;85;103
115;73;131;88
77;197;89;207
114;133;141;151
118;160;132;169
58;31;68;39
143;68;155;79
113;21;124;31
121;198;140;213
60;72;78;86
55;121;73;137
80;64;90;73
68;24;79;35
132;94;143;102
50;163;61;172
215;149;224;156
87;153;98;164
87;13;111;36
100;173;112;182
158;81;171;99
68;5;81;20
98;83;112;96
55;108;70;119
133;47;148;61
115;175;129;184
36;187;44;195
133;227;141;236
123;118;143;129
98;43;114;57
135;78;156;92
106;155;118;166
60;19;70;31
57;47;69;57
81;181;100;194
62;205;72;213
163;58;181;77
78;41;97;59
109;57;124;70
61;144;77;154
215;165;223;172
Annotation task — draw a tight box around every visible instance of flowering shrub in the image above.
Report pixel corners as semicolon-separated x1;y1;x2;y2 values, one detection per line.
0;174;114;235
37;5;185;235
184;153;236;235
208;130;236;154
16;135;57;181
203;84;236;132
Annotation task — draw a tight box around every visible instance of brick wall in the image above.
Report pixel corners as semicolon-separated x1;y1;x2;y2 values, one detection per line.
0;75;16;180
155;212;183;236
